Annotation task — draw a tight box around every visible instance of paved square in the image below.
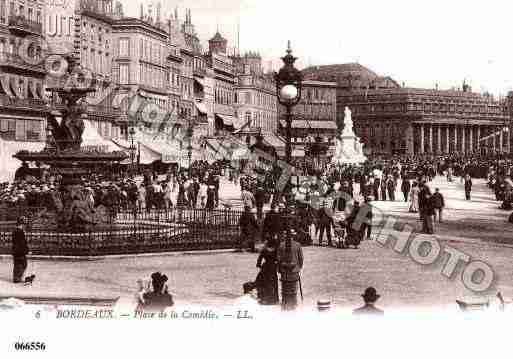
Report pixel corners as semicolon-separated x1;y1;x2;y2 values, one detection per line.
1;176;512;310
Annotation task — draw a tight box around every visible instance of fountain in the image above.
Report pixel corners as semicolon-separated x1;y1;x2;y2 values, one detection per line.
13;54;127;230
331;106;367;165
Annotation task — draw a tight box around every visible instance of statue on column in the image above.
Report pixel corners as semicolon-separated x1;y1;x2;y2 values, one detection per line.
332;106;367;165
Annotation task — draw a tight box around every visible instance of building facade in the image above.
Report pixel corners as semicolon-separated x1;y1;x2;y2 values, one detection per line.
0;0;47;144
205;31;237;135
278;79;338;157
303;63;510;155
232;53;277;134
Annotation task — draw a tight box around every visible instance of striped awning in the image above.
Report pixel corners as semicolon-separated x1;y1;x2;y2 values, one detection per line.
0;75;14;98
215;113;236;127
11;76;24;99
195;101;208;114
194;76;206;88
29;81;40;100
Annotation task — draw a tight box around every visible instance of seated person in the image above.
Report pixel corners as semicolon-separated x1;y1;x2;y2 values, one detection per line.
353;287;384;316
141;272;174;311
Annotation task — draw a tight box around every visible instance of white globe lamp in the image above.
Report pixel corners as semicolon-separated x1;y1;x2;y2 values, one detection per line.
280;84;298;102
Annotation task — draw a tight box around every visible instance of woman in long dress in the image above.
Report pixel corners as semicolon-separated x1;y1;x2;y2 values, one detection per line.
409;182;420;213
255;238;279;305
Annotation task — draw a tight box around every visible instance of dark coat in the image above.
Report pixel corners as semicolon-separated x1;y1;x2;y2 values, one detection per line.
401;179;411;193
431;192;445;208
239;211;258;236
255;188;266;208
12;227;28;257
263;211;282;236
465;179;473;192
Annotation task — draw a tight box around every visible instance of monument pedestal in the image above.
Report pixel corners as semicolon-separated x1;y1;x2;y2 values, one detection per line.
331;106;367;165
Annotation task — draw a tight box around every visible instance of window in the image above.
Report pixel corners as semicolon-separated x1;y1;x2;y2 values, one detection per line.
245;92;251;104
245;112;251;125
118;38;129;57
0;119;15;139
28;7;32;21
26;120;42;141
36;10;40;24
119;64;129;84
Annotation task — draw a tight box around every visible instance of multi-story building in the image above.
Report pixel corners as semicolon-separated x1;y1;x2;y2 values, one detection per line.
75;0;120;139
232;52;277;134
303;63;510;155
276;79;338;158
112;6;170;114
166;10;182;119
204;31;237;135
0;0;47;181
43;0;121;140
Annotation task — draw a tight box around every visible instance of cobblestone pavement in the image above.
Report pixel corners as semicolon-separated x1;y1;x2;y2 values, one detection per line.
0;176;512;310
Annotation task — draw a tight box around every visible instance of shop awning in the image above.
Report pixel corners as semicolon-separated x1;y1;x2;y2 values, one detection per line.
81;120;122;153
215;113;236;127
0;75;14;98
263;134;286;149
0;138;45;182
276;149;304;158
194;77;206;89
11;76;24;99
138;143;161;164
28;81;40;100
280;120;338;130
293;149;305;157
114;138;161;165
195;101;208;114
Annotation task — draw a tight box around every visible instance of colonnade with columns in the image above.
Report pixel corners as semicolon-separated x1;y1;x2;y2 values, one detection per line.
411;123;510;155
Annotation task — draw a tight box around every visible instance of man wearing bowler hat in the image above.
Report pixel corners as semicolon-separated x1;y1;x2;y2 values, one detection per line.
12;216;29;283
353;287;384;316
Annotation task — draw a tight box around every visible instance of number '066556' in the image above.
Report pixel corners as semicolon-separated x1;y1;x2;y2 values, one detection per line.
14;342;46;351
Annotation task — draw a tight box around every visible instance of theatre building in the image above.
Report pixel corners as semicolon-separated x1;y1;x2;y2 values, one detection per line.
303;63;510;155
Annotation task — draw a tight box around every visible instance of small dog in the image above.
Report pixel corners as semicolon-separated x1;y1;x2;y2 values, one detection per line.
24;274;36;286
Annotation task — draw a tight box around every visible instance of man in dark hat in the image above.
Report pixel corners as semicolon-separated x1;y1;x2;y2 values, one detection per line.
12;217;29;283
353;287;384;316
142;272;174;311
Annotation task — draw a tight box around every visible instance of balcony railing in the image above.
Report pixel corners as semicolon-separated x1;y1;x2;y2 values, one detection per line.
0;52;45;73
87;104;121;117
0;94;47;109
193;67;206;77
8;15;43;35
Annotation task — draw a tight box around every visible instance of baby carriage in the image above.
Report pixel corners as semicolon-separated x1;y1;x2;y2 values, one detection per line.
333;220;346;249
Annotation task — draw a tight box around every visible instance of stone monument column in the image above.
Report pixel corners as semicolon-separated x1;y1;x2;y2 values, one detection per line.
420;124;425;154
461;125;467;153
445;124;451;153
454;125;458;153
469;126;473;153
437;125;441;153
477;126;481;150
428;125;433;153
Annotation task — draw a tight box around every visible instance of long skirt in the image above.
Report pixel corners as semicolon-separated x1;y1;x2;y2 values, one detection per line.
255;266;279;305
12;256;27;283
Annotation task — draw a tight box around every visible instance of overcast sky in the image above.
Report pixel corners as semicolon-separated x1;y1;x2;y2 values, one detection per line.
123;0;513;96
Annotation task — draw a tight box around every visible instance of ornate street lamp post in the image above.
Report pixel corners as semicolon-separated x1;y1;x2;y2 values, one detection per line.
275;41;303;163
129;126;136;176
186;118;195;177
274;41;303;311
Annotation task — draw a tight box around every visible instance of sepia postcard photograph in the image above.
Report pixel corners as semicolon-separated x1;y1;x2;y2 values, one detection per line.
0;0;512;357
